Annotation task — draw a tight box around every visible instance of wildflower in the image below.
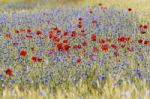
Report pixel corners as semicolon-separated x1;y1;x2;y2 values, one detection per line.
27;29;31;33
118;37;126;42
4;34;12;38
5;69;13;76
128;8;132;12
15;30;20;34
144;40;149;45
57;43;63;50
71;31;76;37
91;34;97;41
64;31;68;36
101;44;109;51
78;24;82;28
78;17;83;21
111;44;117;49
63;44;70;51
138;39;143;44
99;39;105;44
63;39;68;43
36;30;42;35
82;41;87;46
76;58;81;63
19;50;27;57
92;20;97;24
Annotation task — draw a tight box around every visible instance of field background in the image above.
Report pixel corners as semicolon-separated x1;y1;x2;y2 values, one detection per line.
0;0;150;99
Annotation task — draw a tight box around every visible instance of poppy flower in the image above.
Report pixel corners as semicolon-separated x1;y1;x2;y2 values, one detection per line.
63;39;68;43
20;50;27;57
72;45;78;49
15;30;20;34
31;56;38;62
111;44;117;49
92;20;97;24
144;40;149;45
5;69;13;76
93;47;99;52
26;35;32;39
121;44;126;48
53;37;60;43
63;44;70;51
82;41;87;46
118;37;126;42
101;44;109;51
5;34;12;38
27;29;31;33
36;30;42;35
128;8;132;12
71;31;76;37
78;24;82;28
143;25;148;29
138;39;143;44
76;58;81;63
91;34;97;41
64;31;68;36
78;17;83;21
57;43;63;50
99;39;105;44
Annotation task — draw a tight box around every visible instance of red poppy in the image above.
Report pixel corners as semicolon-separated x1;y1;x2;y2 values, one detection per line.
128;8;132;12
111;44;117;49
5;34;12;38
144;40;149;45
121;44;126;48
92;20;97;24
63;44;70;51
36;30;42;35
82;41;87;46
27;29;31;33
78;24;82;28
26;35;32;39
63;39;68;43
93;47;99;52
57;43;63;50
31;56;38;62
71;31;76;37
78;17;83;21
143;25;148;29
138;39;143;44
101;44;109;51
15;30;20;34
125;37;131;42
64;31;68;36
99;39;105;44
53;37;60;43
76;58;81;63
91;34;97;41
72;45;78;49
20;50;27;57
5;69;13;76
118;37;126;42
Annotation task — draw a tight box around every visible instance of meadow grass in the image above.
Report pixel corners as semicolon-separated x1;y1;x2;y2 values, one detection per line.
0;0;150;99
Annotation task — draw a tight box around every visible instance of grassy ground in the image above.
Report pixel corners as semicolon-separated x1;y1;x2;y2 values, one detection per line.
0;0;150;99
